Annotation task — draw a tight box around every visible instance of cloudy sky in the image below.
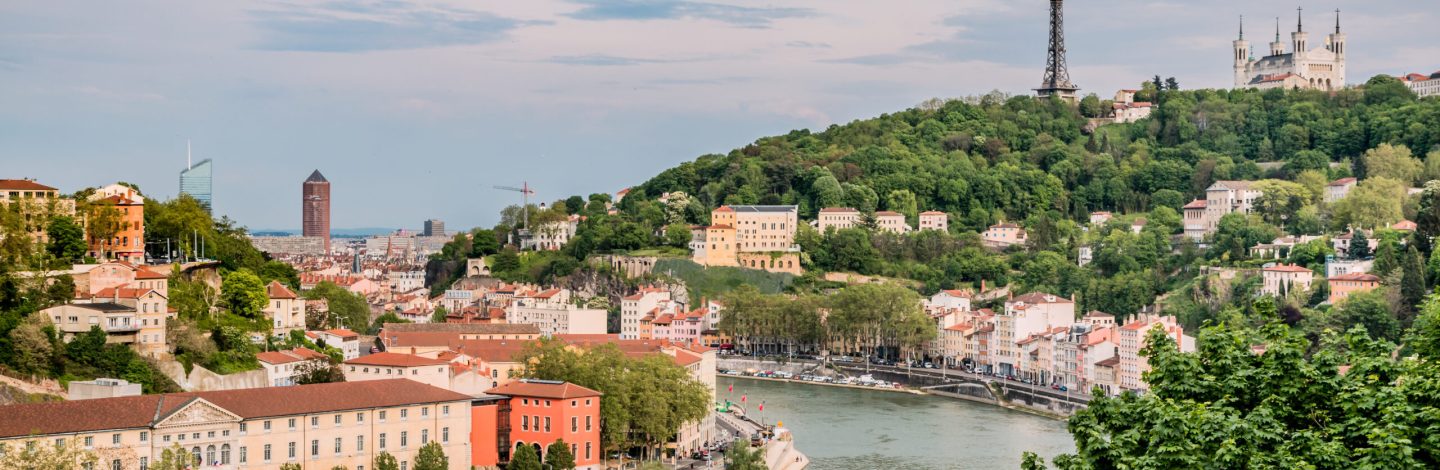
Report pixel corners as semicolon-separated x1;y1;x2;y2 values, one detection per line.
2;0;1434;232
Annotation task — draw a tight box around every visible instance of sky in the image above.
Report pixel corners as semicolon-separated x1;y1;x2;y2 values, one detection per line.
2;0;1435;232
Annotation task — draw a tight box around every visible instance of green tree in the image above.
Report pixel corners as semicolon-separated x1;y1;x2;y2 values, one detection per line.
1363;74;1417;106
1401;246;1427;321
665;223;691;248
374;452;400;470
44;215;86;264
8;312;55;375
507;443;541;470
1348;229;1372;259
1337;289;1401;341
544;439;576;470
885;189;918;221
471;228;502;257
1251;179;1311;227
1362;143;1422;184
492;248;522;273
0;437;99;470
221;268;268;318
725;444;767;470
414;441;449;470
279;464;302;470
305;281;370;332
810;172;844;209
430;306;449;324
1078;94;1102;118
292;358;345;385
1332;177;1406;229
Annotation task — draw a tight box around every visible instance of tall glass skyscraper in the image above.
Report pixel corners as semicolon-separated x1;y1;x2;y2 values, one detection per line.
180;158;213;213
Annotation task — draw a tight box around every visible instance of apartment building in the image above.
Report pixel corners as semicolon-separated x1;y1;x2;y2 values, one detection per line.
918;211;947;232
618;287;671;340
814;207;861;233
0;380;473;470
86;184;146;264
1117;314;1189;392
487;380;604;470
264;281;305;336
507;288;607;336
344;353;453;390
309;329;362;361
50;285;172;357
1261;263;1315;298
256;347;330;387
873;211;910;234
982;222;1027;247
1202;180;1262;232
992;293;1075;376
1328;272;1381;304
0;178;75;245
690;205;801;275
1325;177;1357;203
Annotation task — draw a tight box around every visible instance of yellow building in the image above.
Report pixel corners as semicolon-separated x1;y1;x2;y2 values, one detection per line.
0;379;473;470
689;205;801;274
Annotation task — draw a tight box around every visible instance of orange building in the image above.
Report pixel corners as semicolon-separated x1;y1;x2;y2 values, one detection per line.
486;380;603;470
86;184;146;264
1328;272;1381;304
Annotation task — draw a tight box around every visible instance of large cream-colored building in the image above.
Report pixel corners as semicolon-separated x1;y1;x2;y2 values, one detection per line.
918;211;947;232
1233;10;1346;91
507;288;607;336
264;281;305;336
0;380;473;470
873;211;910;234
0;178;76;245
815;207;861;233
1202;180;1262;233
690;205;801;274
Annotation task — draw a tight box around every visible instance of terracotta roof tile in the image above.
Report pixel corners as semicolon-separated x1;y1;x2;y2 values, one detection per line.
488;380;601;399
344;352;448;367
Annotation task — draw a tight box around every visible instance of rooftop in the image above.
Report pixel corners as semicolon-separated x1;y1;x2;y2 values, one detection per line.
344;352;448;367
0;179;58;191
305;170;328;183
381;322;539;335
0;379;469;439
489;379;602;399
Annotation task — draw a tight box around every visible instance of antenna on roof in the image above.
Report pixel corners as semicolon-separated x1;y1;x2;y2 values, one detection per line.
187;139;192;169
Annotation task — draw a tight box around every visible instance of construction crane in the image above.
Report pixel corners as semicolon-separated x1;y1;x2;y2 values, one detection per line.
494;182;536;229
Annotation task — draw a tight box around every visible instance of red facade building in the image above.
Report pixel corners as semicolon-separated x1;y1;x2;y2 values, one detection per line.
474;379;603;469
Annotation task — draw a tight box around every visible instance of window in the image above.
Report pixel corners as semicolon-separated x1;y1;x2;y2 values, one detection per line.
402;462;408;470
586;442;592;460
586;416;592;431
239;446;247;464
401;431;409;448
334;437;342;454
238;423;247;434
264;420;272;432
207;431;215;438
190;447;200;465
357;435;365;452
84;436;93;448
442;427;449;443
544;416;551;432
111;459;121;470
139;457;148;470
379;433;387;449
112;434;120;445
140;431;149;442
310;440;319;458
442;405;450;416
288;442;296;459
421;429;429;444
264;444;272;462
357;412;365;423
288;418;296;431
206;445;215;464
572;400;577;408
311;416;319;428
400;409;408;419
586;399;592;406
379;411;387;422
164;435;171;443
572;417;578;433
221;444;231;464
523;398;529;406
421;406;429;417
522;415;529;431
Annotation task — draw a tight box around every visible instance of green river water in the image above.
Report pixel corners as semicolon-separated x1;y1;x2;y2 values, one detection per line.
718;376;1074;469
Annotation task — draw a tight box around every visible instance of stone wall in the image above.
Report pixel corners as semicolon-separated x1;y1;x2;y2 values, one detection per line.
156;360;269;391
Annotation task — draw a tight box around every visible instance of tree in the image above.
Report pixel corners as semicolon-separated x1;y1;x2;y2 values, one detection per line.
430;306;449;324
221;268;268;318
305;281;370;332
1164;76;1179;90
1364;74;1417;106
1079;94;1102;118
414;441;449;470
279;464;302;470
1348;229;1372;259
885;189;918;221
1362;143;1422;184
44;215;86;264
471;228;501;257
507;443;541;470
492;248;521;273
725;444;766;470
374;452;400;470
1336;289;1400;342
8;313;55;375
810;172;844;209
665;223;691;248
0;437;99;470
1251;180;1311;227
564;195;586;215
1401;246;1427;322
544;439;576;470
145;443;192;470
292;358;345;385
84;201;122;260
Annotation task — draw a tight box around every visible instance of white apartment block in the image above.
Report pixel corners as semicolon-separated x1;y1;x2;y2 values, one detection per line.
816;207;861;233
619;287;671;340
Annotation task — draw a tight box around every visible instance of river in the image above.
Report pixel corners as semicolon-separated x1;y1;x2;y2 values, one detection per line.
717;376;1074;469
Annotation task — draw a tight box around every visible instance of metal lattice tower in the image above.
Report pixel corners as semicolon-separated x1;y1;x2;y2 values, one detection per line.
1035;0;1079;102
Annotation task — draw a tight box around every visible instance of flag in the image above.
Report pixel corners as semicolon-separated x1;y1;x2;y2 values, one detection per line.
741;395;747;403
728;383;733;392
758;403;764;411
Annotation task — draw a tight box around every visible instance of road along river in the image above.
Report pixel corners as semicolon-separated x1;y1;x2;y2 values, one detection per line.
718;376;1074;469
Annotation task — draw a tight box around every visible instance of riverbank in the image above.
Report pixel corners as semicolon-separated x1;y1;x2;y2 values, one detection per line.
718;357;1088;419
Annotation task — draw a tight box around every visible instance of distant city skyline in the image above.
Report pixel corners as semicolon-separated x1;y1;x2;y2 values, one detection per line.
1;0;1434;231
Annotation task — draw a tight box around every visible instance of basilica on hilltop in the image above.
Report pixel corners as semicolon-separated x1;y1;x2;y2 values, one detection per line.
1234;8;1346;91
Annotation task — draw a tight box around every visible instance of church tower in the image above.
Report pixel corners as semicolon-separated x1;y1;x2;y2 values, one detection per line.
1269;17;1285;57
1328;9;1346;87
1291;7;1309;60
1233;16;1250;87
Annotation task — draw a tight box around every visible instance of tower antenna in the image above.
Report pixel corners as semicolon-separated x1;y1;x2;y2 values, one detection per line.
1239;15;1244;40
1335;9;1340;34
1297;6;1303;32
187;139;192;169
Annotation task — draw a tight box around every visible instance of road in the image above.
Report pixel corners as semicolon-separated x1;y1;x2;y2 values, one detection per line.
723;354;1092;405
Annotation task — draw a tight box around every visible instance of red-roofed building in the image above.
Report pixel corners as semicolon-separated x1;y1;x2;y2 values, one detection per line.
0;178;76;245
263;280;305;335
982;221;1027;247
1328;272;1382;304
1262;263;1315;298
484;380;603;469
85;184;146;264
344;352;451;389
256;347;330;386
1326;177;1358;202
1182;199;1208;240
